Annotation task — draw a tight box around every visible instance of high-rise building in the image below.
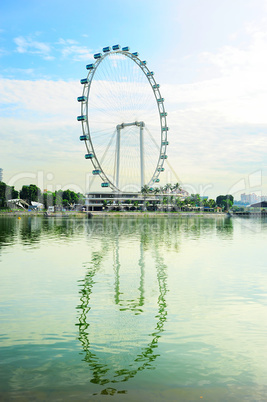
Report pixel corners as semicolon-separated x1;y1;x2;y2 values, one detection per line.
0;168;3;182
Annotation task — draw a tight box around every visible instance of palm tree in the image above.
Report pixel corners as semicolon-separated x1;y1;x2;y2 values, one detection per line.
175;197;182;211
172;182;181;193
164;183;172;194
141;185;150;211
154;187;160;195
162;196;168;211
170;195;174;211
133;200;139;210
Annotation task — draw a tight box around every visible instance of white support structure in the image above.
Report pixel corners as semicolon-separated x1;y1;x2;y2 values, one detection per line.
116;121;145;190
139;122;145;188
116;125;121;188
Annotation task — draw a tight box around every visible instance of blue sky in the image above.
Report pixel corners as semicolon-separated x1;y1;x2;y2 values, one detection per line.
1;0;267;198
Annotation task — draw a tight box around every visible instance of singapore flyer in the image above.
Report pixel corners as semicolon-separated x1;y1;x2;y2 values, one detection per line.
77;45;168;192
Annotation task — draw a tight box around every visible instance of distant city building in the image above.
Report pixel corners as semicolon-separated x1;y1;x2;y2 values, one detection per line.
240;193;267;204
0;168;3;182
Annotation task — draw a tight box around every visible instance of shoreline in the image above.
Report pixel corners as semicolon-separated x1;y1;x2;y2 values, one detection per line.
0;210;227;218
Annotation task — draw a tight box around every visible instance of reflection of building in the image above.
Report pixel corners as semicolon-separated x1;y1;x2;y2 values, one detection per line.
0;168;3;182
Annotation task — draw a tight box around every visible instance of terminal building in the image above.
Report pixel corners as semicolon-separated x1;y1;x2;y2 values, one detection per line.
85;190;188;211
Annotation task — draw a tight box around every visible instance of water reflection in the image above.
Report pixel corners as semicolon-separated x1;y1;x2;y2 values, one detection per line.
1;215;266;400
114;239;145;313
0;217;19;248
0;215;235;250
216;217;233;238
76;227;168;388
0;216;87;250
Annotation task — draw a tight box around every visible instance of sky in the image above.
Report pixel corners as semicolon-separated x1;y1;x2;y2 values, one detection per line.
1;0;267;199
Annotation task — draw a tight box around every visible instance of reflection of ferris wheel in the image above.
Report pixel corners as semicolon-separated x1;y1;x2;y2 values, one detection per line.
77;44;169;192
77;227;168;386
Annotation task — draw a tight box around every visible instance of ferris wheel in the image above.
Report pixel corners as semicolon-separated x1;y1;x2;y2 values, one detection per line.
77;45;169;192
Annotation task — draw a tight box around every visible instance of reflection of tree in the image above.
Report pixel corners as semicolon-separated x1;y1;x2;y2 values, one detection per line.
76;230;168;387
0;217;18;248
0;216;87;247
216;217;233;238
19;217;42;244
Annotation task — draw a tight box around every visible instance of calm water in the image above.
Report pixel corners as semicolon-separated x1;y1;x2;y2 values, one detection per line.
0;215;267;401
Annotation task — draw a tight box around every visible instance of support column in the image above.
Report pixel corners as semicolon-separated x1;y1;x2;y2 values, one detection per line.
115;121;144;190
140;122;144;189
116;125;121;188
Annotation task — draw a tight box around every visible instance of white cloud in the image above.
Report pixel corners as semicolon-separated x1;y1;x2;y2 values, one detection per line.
14;36;53;60
0;78;79;117
56;38;94;61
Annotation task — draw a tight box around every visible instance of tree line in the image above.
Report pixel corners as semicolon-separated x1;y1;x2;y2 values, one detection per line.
0;181;85;209
0;180;234;212
140;184;234;211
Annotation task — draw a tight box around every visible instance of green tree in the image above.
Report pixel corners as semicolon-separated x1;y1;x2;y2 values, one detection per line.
53;190;63;208
0;182;7;207
164;183;172;193
190;194;201;207
216;195;234;211
0;182;19;207
175;197;183;211
20;184;41;204
102;200;108;210
133;200;139;210
171;182;181;193
161;196;168;211
208;199;216;208
43;192;53;209
141;185;150;211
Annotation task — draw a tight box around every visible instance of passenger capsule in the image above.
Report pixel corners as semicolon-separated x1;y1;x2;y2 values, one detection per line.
80;135;89;141
94;53;102;59
101;182;110;187
122;46;130;51
112;44;120;50
92;169;101;175
77;115;87;121
140;60;147;65
86;63;94;70
157;167;165;172
147;71;154;76
85;153;94;159
160;154;168;159
160;112;168;117
157;98;165;102
162;141;169;145
77;96;87;102
132;52;139;57
155;179;160;183
153;84;160;89
80;78;89;84
103;46;111;53
162;127;169;131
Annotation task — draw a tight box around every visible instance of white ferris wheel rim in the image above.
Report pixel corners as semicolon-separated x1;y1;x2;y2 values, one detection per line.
77;45;169;192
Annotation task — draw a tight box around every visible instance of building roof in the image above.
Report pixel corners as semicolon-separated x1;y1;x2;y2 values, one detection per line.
250;201;267;208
